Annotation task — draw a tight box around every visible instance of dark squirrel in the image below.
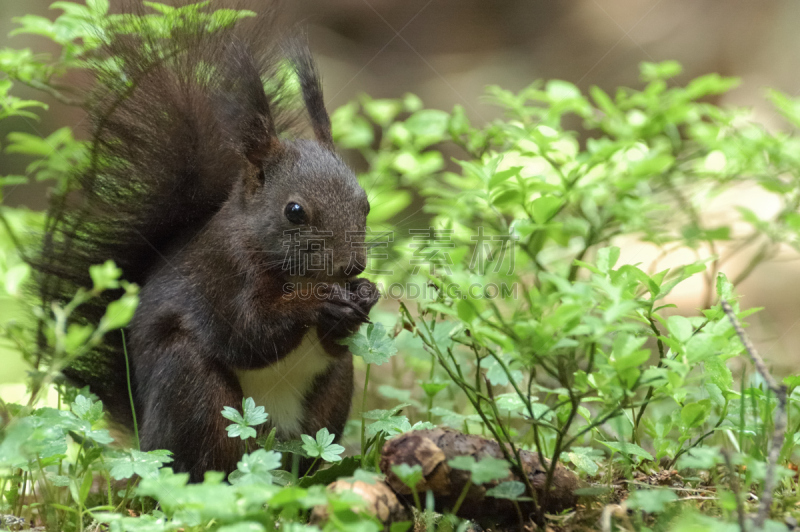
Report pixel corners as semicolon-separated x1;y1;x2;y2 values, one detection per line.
33;1;379;481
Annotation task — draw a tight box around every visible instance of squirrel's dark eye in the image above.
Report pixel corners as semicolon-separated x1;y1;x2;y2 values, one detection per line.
284;202;307;224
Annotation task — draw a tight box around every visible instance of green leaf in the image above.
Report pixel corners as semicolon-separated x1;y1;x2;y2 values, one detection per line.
610;334;649;371
590;86;617;116
392;151;444;177
332;110;373;149
704;357;733;391
98;288;139;332
391;463;423;491
64;324;94;355
600;441;653;462
419;381;448;398
488;166;521;189
403;93;423;112
704;382;725;407
222;397;267;440
341;322;398;365
71;395;103;424
447;455;510;484
241;397;268;426
546;80;581;101
69;472;93;506
272;439;309;458
667;315;693;343
484;357;522;386
768;89;800;128
107;449;173;480
363;98;403;127
89;260;122;292
630;154;674;177
530;195;563;224
366;190;412;224
456;299;477;323
224;423;255;441
716;272;734;300
685;73;740;99
486;481;529;501
564;447;601;476
299;456;360;488
390;523;412;532
680;401;711;428
596;246;620;273
363;405;412;437
86;0;110;15
405;109;449;147
217;523;266;532
626;488;678;513
301;427;345;463
4;263;30;296
221;406;246;425
640;60;682;81
229;449;282;485
676;447;722;470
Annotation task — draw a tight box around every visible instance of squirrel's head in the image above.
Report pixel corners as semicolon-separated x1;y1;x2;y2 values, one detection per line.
239;140;369;282
228;41;370;282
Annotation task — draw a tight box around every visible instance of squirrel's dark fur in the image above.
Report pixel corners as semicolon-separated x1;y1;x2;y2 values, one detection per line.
33;1;378;481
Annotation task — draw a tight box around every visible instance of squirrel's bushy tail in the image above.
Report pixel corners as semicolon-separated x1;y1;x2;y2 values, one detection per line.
33;0;315;424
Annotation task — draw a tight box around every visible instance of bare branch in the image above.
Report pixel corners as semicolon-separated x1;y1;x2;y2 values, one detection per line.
722;449;747;532
721;299;788;529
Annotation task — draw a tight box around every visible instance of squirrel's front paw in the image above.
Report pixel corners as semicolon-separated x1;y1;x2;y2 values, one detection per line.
317;279;379;339
346;278;380;316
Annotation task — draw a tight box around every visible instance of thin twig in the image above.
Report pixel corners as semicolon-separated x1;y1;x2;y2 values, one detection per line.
633;316;667;437
722;299;787;529
722;449;747;532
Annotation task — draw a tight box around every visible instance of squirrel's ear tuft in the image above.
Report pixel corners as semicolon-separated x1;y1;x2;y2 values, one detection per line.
285;37;334;150
218;40;283;167
240;115;282;168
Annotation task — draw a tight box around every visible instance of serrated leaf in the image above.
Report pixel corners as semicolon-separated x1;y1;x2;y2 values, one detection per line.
71;395;103;424
107;449;172;480
341;322;397;365
230;449;282;485
301;427;344;463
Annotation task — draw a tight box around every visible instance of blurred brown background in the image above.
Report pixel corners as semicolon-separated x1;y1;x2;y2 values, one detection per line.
2;0;800;372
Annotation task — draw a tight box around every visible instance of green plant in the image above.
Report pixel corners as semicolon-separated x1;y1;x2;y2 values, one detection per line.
333;60;800;528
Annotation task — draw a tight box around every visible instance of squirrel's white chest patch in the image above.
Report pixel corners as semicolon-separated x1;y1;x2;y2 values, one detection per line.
235;330;331;439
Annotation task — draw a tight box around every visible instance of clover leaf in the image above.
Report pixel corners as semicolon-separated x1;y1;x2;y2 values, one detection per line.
301;428;345;463
222;397;268;440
